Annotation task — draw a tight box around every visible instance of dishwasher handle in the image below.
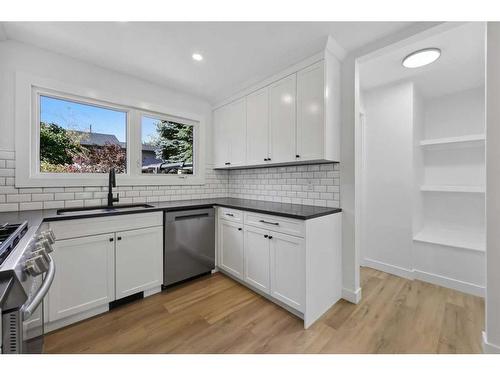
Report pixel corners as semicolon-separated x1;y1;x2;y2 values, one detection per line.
174;213;210;221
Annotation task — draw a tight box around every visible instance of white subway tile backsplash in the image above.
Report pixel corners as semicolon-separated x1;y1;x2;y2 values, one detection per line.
0;148;338;212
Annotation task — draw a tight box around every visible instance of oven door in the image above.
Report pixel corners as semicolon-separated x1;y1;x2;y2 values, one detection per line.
21;254;55;354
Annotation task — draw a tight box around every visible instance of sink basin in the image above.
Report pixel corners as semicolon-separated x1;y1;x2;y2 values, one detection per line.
56;204;154;216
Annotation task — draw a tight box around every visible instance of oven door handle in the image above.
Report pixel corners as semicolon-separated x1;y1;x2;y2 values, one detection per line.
23;254;56;320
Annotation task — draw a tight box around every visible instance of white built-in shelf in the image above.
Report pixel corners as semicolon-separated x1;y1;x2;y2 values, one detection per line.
420;134;485;147
420;185;485;193
413;226;485;252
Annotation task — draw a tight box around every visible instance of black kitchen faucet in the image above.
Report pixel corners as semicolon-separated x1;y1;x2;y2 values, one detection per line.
107;168;119;207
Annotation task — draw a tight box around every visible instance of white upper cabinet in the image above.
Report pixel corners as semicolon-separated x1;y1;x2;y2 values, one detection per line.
246;87;270;165
213;51;341;169
213;98;246;167
213;105;230;168
228;98;247;167
297;61;325;161
269;74;297;164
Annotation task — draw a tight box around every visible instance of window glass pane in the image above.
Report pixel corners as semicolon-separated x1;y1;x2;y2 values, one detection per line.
141;116;194;175
39;95;127;173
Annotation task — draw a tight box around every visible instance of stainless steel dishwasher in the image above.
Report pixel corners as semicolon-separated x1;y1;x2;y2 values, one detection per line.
164;208;215;287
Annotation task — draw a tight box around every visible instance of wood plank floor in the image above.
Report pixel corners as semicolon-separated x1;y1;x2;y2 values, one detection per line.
44;267;485;354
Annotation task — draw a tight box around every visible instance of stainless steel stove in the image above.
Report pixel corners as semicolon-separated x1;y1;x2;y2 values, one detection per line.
0;221;55;354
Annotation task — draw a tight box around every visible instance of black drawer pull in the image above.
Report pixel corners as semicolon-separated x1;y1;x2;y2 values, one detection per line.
238;228;242;231
109;238;114;242
296;154;300;158
117;236;122;241
268;236;273;239
225;162;231;165
259;220;279;226
225;213;234;217
264;234;268;238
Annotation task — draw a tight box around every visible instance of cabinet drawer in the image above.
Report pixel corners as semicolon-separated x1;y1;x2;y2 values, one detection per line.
218;207;243;223
244;212;305;237
49;212;163;240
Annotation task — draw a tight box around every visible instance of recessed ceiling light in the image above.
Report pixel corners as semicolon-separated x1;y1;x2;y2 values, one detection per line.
192;53;203;62
402;48;441;68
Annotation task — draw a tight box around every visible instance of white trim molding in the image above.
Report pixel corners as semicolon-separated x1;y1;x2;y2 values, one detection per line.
483;332;500;354
15;72;206;188
342;287;362;304
361;258;485;297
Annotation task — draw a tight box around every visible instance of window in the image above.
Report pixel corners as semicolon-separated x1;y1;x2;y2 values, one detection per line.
39;95;127;174
15;73;205;187
141;115;194;175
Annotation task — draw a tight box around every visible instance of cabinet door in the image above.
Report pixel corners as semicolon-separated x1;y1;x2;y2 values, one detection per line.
246;87;270;165
244;226;270;293
213;105;230;168
270;231;305;312
269;74;297;164
227;98;247;166
297;61;325;161
48;233;115;322
115;226;163;299
218;220;244;279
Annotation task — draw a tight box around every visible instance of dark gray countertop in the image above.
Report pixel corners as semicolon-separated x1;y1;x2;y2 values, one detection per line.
0;198;341;231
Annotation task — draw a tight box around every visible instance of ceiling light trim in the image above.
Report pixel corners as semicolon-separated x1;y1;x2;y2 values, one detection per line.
402;47;441;68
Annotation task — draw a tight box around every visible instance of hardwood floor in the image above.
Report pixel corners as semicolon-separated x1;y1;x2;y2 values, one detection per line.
44;267;485;354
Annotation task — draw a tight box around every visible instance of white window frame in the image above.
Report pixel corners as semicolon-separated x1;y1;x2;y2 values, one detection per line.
15;72;206;187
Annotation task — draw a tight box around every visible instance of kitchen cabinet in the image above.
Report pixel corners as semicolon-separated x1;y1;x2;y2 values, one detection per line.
218;219;244;279
213;98;246;168
115;226;163;299
48;233;115;322
46;212;163;332
296;61;325;161
216;208;342;328
269;231;305;312
269;74;296;164
212;50;341;169
244;226;270;293
246;87;270;165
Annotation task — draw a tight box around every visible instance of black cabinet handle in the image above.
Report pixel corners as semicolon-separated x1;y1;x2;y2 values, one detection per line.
225;213;234;217
238;228;242;231
296;154;300;158
264;158;268;161
109;238;114;242
268;236;273;239
225;162;231;165
259;219;279;226
117;236;122;241
264;234;268;238
267;158;271;161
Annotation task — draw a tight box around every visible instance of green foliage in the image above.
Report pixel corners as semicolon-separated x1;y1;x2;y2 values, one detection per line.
40;122;82;165
152;120;193;163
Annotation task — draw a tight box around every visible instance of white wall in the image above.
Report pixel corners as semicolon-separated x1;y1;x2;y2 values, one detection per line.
485;22;500;354
0;40;230;212
361;82;415;274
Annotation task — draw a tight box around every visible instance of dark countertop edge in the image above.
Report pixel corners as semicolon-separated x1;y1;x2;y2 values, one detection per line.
213;203;342;220
43;203;342;222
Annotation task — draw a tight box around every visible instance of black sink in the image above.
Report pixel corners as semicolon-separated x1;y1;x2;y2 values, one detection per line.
56;204;154;215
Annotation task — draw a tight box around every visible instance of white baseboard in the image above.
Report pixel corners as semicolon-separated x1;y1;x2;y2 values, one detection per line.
362;258;414;280
483;331;500;353
414;270;484;297
362;258;485;297
342;287;362;304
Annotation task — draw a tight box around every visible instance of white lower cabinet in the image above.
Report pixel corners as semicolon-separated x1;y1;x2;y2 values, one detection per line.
269;231;305;312
244;226;270;293
48;233;115;322
46;213;163;331
218;219;244;279
115;226;163;299
217;208;342;329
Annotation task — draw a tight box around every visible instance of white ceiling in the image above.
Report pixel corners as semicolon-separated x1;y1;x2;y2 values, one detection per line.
359;22;485;98
2;22;415;104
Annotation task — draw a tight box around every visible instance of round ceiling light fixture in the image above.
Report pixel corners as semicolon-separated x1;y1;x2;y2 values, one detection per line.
192;53;204;61
402;48;441;68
